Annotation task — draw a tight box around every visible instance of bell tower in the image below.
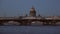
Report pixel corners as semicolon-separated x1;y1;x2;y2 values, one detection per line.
30;6;36;17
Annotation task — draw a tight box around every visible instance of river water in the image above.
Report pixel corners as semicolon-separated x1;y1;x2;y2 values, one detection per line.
0;26;60;34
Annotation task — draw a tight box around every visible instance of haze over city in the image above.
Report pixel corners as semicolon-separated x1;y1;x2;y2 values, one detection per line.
0;0;60;17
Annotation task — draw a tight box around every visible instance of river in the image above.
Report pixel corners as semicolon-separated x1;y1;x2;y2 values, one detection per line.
0;26;60;34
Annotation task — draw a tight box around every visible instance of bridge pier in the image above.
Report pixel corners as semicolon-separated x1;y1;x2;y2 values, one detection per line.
43;21;50;25
51;22;56;25
42;20;57;25
19;21;28;26
0;21;6;25
22;21;28;26
18;21;23;26
0;23;3;25
27;22;31;26
27;20;32;26
43;22;46;25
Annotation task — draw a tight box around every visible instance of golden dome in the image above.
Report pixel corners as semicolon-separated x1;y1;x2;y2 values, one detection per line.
30;6;36;16
30;6;35;12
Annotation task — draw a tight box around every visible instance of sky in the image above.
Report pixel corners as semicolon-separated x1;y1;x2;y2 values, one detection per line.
0;0;60;17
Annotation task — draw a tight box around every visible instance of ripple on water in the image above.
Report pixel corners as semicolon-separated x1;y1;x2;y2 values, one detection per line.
0;26;60;34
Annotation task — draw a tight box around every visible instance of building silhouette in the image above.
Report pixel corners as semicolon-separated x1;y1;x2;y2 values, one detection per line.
30;6;36;17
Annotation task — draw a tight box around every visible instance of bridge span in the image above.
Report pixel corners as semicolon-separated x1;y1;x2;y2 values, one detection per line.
0;16;60;25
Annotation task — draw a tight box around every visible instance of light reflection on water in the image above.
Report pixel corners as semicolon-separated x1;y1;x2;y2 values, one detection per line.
0;26;60;34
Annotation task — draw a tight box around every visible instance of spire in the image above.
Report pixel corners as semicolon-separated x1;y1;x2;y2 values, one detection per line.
17;8;20;16
4;11;7;17
38;9;41;17
31;6;35;9
24;10;27;16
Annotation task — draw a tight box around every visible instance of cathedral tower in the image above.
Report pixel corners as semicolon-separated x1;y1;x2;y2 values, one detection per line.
30;6;36;17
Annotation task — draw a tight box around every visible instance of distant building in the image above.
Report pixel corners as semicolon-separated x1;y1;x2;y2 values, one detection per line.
30;6;36;17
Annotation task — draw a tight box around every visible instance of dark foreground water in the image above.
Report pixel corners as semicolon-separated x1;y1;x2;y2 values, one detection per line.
0;26;60;34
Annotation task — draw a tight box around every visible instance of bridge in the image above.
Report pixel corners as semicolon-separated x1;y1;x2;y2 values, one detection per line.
0;16;60;26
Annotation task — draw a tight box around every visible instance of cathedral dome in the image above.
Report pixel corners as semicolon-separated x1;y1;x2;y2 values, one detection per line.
30;6;35;12
30;6;36;17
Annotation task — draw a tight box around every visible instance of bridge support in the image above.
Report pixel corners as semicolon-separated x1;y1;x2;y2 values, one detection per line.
27;20;32;26
51;22;56;25
22;21;28;26
43;21;56;25
43;22;46;25
19;21;28;26
0;21;6;25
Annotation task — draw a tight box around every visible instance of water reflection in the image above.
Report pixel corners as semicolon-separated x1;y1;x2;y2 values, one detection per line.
3;21;20;26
